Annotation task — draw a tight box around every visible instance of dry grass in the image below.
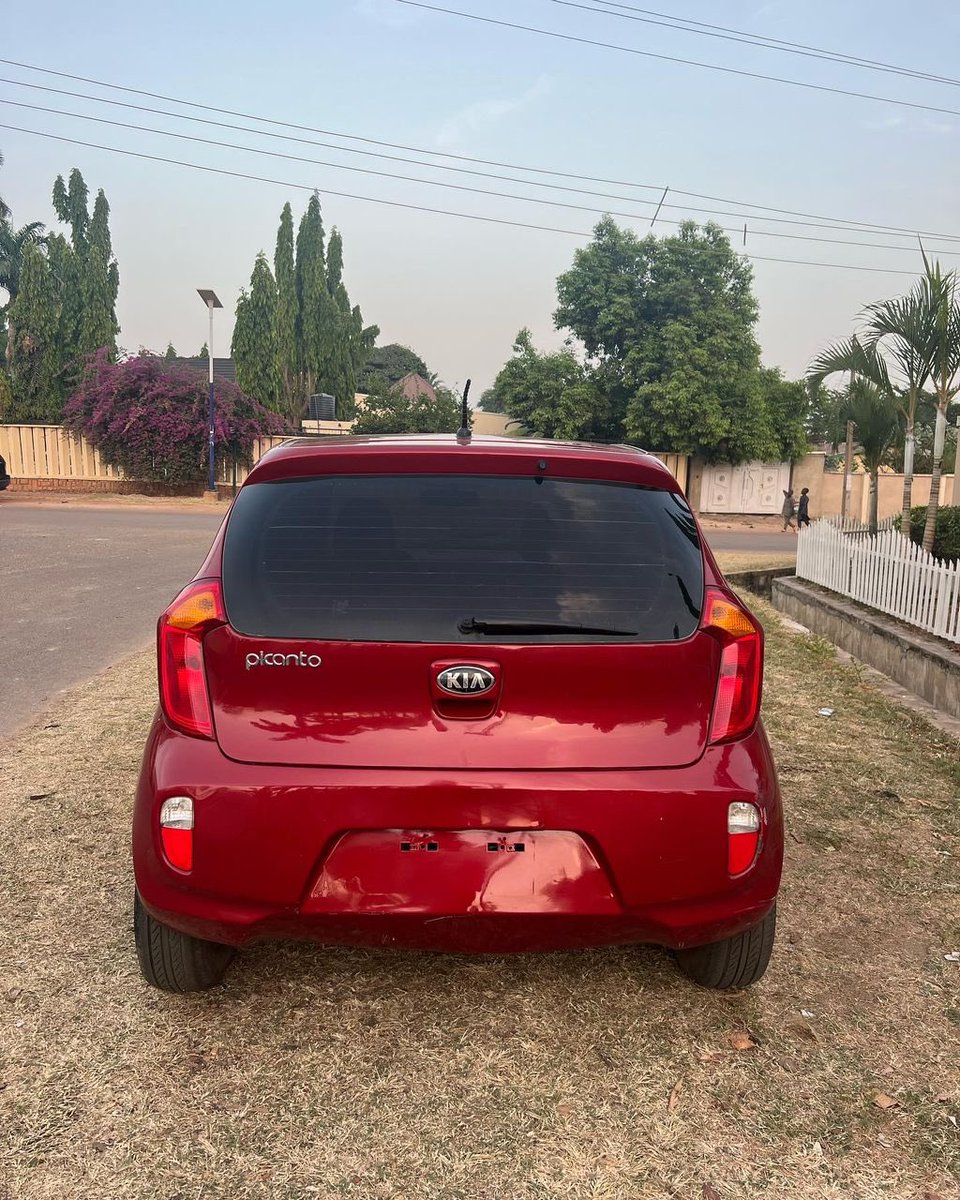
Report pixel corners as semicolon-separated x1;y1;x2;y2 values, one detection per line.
1;608;958;1200
713;552;796;575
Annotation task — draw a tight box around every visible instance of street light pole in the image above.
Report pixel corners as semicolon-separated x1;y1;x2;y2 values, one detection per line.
196;289;223;498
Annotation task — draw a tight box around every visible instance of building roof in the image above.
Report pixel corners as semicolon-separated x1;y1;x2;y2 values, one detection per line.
396;372;437;402
170;357;237;383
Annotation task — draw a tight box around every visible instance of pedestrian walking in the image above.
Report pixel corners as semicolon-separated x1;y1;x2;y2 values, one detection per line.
797;487;811;529
781;488;797;533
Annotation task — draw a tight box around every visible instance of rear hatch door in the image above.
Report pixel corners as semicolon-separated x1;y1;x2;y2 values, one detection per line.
206;471;717;770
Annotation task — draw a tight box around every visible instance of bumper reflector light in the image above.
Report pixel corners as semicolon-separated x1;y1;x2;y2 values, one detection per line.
728;801;760;876
160;795;194;872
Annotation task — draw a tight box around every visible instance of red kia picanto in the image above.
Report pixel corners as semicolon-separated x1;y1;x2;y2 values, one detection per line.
132;435;783;992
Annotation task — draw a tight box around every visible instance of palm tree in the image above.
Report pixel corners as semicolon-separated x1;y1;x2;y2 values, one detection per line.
918;257;960;553
0;218;47;367
808;337;900;533
0;156;9;224
860;283;933;530
842;378;901;533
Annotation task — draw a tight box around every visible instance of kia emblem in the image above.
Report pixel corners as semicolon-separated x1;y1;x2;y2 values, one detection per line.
436;666;496;695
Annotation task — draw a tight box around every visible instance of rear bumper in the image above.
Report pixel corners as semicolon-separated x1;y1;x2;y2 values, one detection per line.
133;715;783;953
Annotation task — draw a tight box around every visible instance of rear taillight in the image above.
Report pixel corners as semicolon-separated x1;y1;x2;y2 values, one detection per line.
158;580;225;739
160;796;194;872
728;801;760;875
702;589;762;744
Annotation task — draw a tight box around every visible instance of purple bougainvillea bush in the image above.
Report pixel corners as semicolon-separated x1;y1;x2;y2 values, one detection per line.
64;350;284;484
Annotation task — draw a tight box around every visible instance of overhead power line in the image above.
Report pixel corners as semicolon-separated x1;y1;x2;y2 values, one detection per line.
5;96;958;259
2;57;958;243
0;120;925;277
391;0;960;122
552;0;960;88
4;76;960;244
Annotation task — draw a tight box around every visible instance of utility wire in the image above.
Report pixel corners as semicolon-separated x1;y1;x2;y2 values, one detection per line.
4;75;959;244
5;96;957;258
552;0;960;88
391;0;960;122
1;57;957;242
0;120;925;277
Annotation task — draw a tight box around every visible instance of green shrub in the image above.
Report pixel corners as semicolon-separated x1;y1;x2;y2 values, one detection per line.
900;504;960;562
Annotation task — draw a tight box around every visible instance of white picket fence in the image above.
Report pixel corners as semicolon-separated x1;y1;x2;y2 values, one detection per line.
796;517;960;644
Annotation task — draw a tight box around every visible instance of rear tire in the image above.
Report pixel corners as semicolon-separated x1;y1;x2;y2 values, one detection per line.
675;905;776;990
134;892;234;993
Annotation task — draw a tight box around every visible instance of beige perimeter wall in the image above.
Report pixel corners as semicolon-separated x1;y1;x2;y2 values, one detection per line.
792;452;954;522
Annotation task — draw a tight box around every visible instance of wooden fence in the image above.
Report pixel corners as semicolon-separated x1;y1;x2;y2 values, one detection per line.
796;517;960;644
0;424;290;486
0;423;123;480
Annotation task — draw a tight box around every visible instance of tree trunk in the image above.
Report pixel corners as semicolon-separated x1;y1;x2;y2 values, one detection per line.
922;406;948;553
869;467;879;535
901;418;915;535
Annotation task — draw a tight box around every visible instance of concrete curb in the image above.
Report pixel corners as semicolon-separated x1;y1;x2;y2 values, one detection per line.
771;575;960;721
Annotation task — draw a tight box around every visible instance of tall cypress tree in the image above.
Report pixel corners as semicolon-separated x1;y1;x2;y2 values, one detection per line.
49;171;119;373
319;227;352;407
274;202;298;416
232;252;281;415
46;233;83;377
294;194;328;407
52;169;89;251
9;241;62;421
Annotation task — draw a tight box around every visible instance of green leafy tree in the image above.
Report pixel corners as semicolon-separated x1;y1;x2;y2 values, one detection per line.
197;342;209;358
358;342;429;392
164;342;178;360
353;378;459;435
274;202;298;420
8;240;62;420
492;329;608;439
0;218;47;366
477;386;500;412
757;367;809;461
548;218;777;460
232;252;281;415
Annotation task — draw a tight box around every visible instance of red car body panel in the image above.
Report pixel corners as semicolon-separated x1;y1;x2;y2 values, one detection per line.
133;435;783;955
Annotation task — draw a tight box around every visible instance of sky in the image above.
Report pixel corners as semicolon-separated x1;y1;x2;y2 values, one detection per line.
3;0;960;397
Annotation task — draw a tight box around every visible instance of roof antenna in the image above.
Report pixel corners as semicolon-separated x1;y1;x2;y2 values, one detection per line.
457;379;472;440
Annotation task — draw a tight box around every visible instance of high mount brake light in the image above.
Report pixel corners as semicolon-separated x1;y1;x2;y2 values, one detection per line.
702;590;762;745
158;581;225;739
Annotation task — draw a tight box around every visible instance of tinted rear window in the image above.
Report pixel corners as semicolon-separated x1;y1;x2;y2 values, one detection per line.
222;474;703;643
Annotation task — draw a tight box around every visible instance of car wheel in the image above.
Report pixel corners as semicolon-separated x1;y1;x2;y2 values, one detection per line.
675;905;776;990
134;892;235;992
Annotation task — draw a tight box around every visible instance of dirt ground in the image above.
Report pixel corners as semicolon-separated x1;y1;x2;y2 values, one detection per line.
0;585;958;1199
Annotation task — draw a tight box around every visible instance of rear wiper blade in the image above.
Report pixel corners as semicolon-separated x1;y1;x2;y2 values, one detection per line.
458;616;639;636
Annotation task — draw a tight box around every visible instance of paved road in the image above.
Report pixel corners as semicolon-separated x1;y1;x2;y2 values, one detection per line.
707;530;796;553
0;502;792;737
0;504;225;738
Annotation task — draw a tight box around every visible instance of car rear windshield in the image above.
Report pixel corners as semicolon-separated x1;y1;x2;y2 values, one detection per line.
221;474;704;643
